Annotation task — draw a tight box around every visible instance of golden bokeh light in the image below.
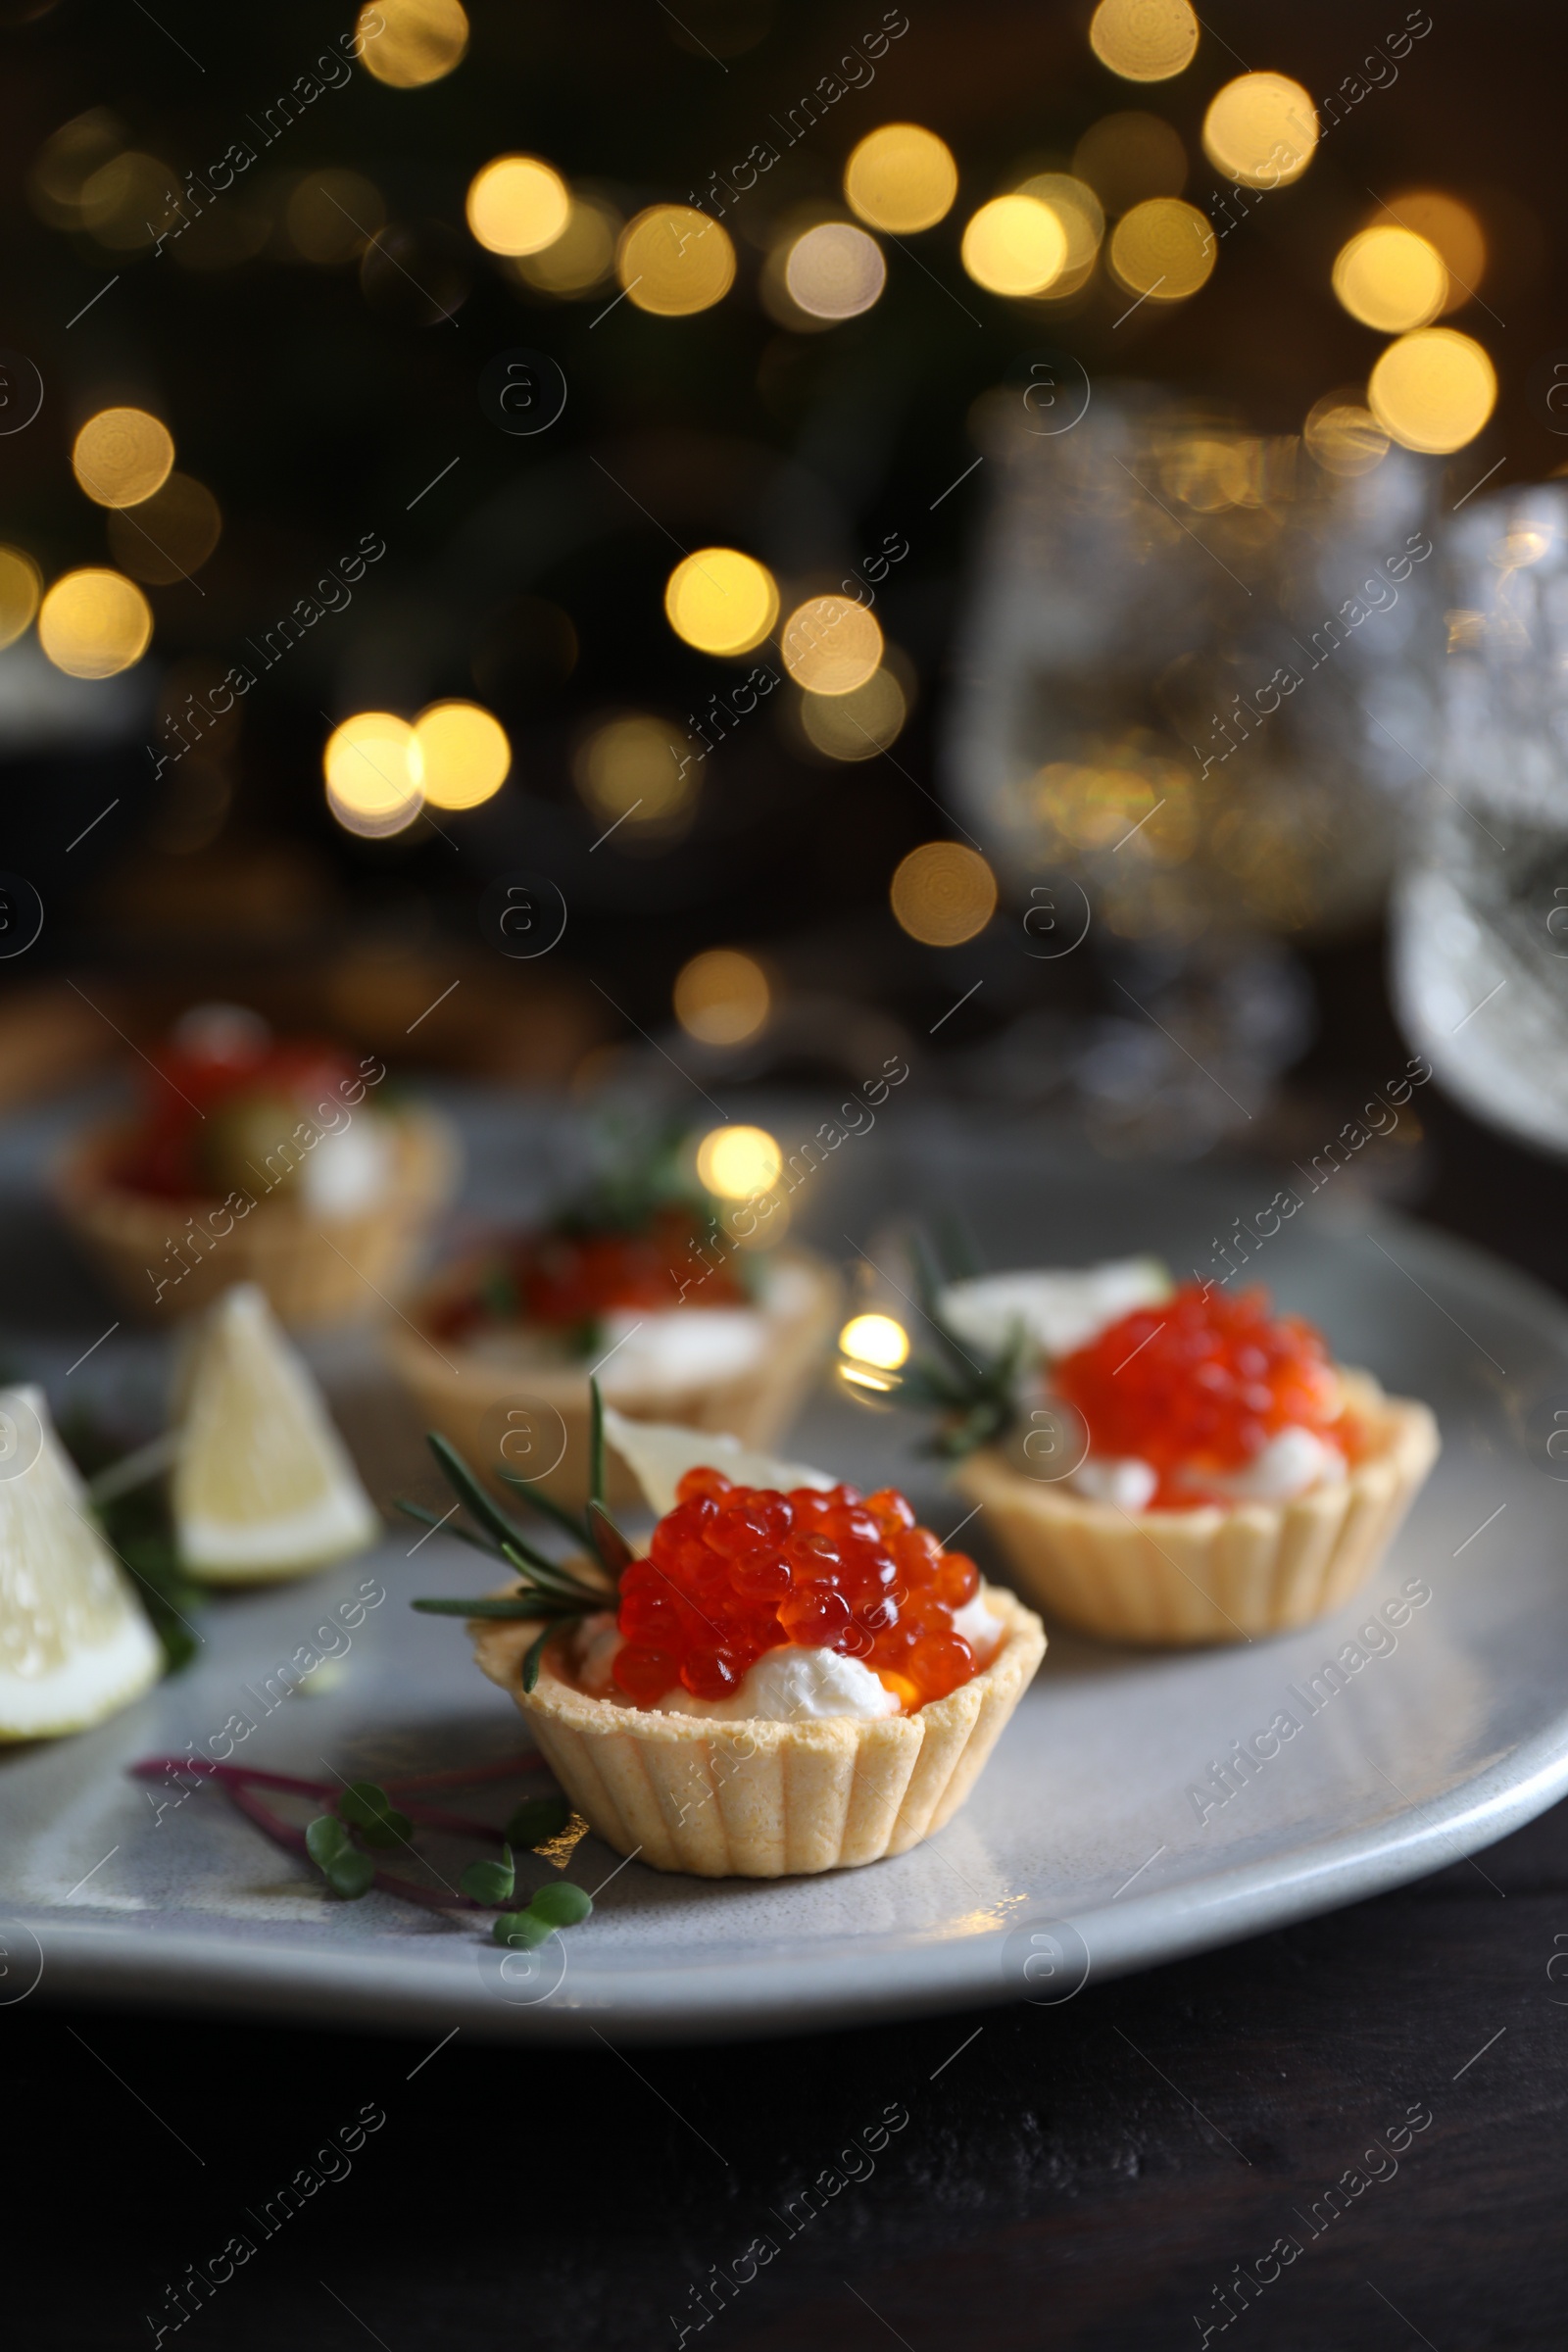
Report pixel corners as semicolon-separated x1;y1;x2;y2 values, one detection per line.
286;171;386;264
1382;190;1485;311
1015;173;1105;285
1072;112;1187;214
1202;73;1317;188
466;155;570;257
839;1312;910;1370
573;714;697;837
843;123;958;233
800;663;906;760
890;842;998;946
674;950;771;1046
28;109;124;228
322;711;422;835
72;409;175;510
618;205;735;315
357;0;469;87
573;714;696;847
80;152;174;251
1368;327;1496;455
1029;758;1196;862
781;596;883;695
784;221;886;319
961;195;1067;296
697;1123;783;1199
1332;225;1446;332
511;195;619;295
106;473;221;585
0;549;43;652
38;569;153;679
1089;0;1199;81
664;549;779;657
1303;393;1389;476
412;701;511;809
1108;197;1215;299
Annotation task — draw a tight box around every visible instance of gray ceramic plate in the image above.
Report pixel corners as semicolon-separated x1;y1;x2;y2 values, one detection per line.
2;1099;1565;2043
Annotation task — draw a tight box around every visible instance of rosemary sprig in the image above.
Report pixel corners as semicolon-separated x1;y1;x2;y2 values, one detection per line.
901;1227;1035;1461
405;1377;631;1692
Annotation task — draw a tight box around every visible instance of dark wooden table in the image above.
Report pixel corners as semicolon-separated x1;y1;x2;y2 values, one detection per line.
13;1083;1568;2351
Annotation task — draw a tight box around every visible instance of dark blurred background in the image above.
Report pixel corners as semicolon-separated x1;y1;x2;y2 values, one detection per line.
1;0;1565;1245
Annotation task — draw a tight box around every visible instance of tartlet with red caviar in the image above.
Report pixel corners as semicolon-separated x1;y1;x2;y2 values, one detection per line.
408;1395;1045;1878
55;1005;455;1327
916;1263;1439;1645
388;1133;838;1512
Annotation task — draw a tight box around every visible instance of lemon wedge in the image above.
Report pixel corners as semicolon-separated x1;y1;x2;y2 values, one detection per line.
173;1284;379;1581
0;1386;163;1740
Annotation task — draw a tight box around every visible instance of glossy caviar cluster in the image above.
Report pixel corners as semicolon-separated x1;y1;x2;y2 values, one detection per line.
1054;1282;1354;1508
612;1471;982;1712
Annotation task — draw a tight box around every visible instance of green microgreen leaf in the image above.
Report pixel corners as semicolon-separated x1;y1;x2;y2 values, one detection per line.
306;1813;375;1898
493;1908;551;1949
529;1881;593;1929
335;1782;414;1847
323;1849;375;1900
337;1781;391;1828
306;1815;348;1867
588;1376;607;1513
460;1843;515;1906
360;1811;413;1849
505;1794;571;1848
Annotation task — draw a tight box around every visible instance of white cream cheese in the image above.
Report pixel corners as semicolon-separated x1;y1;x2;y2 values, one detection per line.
572;1613;625;1696
659;1643;900;1722
1071;1427;1346;1512
1071;1456;1160;1511
1202;1426;1346;1501
597;1307;769;1396
939;1258;1172;1362
300;1115;394;1216
950;1592;1004;1661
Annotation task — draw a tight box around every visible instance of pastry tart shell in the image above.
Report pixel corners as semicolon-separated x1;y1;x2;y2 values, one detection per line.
471;1585;1046;1879
388;1245;841;1513
951;1371;1438;1647
54;1107;458;1329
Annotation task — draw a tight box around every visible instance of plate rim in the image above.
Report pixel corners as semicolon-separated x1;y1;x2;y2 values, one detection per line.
7;1183;1568;2044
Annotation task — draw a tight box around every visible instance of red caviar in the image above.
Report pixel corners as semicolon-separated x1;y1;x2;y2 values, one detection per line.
1054;1282;1355;1509
437;1207;749;1338
115;1026;361;1199
611;1470;984;1712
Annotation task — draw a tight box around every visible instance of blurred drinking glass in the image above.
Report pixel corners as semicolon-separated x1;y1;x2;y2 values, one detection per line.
1391;484;1568;1154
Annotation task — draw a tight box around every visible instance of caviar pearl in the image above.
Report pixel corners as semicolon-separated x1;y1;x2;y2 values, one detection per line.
611;1474;982;1712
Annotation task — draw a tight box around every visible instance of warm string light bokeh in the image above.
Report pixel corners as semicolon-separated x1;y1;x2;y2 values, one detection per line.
4;0;1508;1013
673;950;771;1045
664;551;779;658
322;703;512;836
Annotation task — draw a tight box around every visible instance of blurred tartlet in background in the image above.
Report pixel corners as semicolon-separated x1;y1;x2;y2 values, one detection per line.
388;1125;839;1509
54;1004;457;1326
